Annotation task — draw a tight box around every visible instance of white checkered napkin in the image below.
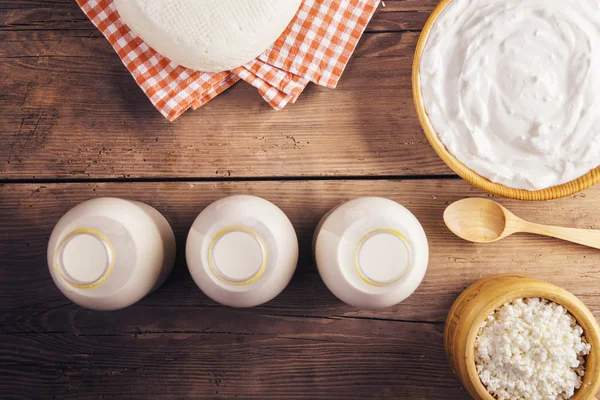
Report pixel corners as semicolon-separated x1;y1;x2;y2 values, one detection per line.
234;59;310;110
241;59;309;98
77;0;380;119
192;75;241;110
233;0;381;108
255;0;380;88
236;69;299;111
77;0;235;121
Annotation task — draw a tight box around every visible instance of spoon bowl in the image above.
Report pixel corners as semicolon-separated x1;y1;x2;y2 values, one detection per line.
443;198;512;243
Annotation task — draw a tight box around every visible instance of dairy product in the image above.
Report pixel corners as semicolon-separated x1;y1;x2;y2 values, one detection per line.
419;0;600;190
313;197;429;309
114;0;302;73
476;298;591;400
47;198;176;311
186;195;298;307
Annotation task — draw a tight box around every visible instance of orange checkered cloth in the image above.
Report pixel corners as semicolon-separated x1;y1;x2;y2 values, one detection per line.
77;0;380;121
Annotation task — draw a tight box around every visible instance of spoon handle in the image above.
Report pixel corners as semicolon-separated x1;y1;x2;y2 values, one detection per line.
521;222;600;250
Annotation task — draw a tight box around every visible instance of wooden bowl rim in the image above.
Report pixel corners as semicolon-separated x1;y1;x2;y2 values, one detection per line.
461;275;600;400
412;0;600;201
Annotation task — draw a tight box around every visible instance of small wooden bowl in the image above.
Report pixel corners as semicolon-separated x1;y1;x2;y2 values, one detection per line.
445;275;600;400
412;0;600;200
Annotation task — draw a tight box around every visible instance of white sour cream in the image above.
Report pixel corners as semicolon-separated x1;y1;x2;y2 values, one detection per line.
419;0;600;190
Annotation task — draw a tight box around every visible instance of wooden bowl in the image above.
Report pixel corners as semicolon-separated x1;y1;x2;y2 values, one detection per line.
445;275;600;400
412;0;600;200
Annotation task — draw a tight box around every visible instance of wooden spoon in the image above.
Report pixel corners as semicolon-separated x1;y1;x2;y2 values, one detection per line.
444;198;600;249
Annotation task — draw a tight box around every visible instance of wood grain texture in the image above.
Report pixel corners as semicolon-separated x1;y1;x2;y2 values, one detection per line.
3;1;600;399
0;1;452;180
1;331;460;400
1;180;600;398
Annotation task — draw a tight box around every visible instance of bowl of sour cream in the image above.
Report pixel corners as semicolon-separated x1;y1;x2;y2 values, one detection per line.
413;0;600;200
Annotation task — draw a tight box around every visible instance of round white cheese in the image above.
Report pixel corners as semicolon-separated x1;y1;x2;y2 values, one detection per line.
114;0;302;73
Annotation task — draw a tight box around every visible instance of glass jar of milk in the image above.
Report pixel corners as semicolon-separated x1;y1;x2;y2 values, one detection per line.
47;197;176;311
313;197;429;309
186;195;298;307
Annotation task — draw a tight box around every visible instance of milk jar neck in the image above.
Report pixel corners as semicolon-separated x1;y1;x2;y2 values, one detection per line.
53;228;115;288
354;228;413;286
207;226;267;285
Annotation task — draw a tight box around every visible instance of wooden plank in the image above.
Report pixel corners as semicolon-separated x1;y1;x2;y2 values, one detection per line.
0;32;450;180
1;179;600;398
0;330;464;399
0;2;451;181
2;179;600;329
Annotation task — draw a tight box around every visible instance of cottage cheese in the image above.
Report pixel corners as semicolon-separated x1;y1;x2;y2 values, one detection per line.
475;298;591;400
419;0;600;190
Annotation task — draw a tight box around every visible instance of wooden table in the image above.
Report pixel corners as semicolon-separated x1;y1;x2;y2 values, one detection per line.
2;1;599;399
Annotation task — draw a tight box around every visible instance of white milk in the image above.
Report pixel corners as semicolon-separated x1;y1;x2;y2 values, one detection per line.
313;197;429;309
47;198;176;311
186;195;298;307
